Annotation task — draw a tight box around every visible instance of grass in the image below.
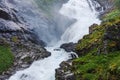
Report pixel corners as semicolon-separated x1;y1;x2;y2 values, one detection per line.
102;9;120;22
73;8;120;79
72;51;120;80
75;23;105;56
0;45;14;74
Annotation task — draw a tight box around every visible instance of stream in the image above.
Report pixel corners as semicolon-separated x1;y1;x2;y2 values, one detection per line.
9;0;101;80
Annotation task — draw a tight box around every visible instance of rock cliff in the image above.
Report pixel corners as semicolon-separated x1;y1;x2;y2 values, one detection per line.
0;0;51;79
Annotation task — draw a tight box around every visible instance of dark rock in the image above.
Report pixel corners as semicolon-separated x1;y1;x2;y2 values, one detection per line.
60;42;76;52
103;23;120;52
27;32;46;47
54;48;61;51
70;53;78;59
89;24;98;34
0;1;20;23
93;0;115;18
0;1;50;79
0;9;11;20
55;61;76;80
0;34;51;79
93;0;114;10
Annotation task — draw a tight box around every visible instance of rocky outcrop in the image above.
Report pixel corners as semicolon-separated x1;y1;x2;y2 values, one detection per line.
60;42;76;52
92;0;114;11
0;37;51;79
55;61;76;80
103;22;120;52
92;0;115;18
0;19;51;80
0;0;51;79
89;24;98;34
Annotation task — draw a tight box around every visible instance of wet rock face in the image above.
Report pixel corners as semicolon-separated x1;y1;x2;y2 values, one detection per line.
0;0;50;79
60;42;76;52
0;0;46;45
0;1;20;23
55;61;76;80
0;28;51;79
0;0;23;31
93;0;114;10
0;9;11;20
91;0;114;18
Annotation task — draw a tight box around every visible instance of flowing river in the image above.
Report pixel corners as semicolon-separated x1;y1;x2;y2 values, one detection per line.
9;0;101;80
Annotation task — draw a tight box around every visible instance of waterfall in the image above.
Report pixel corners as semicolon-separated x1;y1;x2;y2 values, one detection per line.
9;0;101;80
60;0;101;43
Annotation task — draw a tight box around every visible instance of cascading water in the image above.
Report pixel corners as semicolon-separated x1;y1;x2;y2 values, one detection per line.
60;0;101;43
9;0;101;80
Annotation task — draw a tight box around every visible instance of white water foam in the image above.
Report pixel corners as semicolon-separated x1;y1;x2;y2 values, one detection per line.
60;0;101;43
9;46;71;80
9;0;100;80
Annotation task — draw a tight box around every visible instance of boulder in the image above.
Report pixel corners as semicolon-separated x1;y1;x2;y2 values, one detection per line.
89;24;98;34
55;61;76;80
60;42;76;52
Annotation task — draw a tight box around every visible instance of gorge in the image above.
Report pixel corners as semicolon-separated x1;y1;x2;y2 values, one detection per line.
8;0;101;80
0;0;119;80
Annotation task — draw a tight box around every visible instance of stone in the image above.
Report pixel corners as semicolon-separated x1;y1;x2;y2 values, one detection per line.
0;2;51;79
89;24;98;34
55;60;76;80
60;42;76;52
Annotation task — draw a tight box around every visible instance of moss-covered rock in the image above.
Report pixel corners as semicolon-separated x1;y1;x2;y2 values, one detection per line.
75;17;120;56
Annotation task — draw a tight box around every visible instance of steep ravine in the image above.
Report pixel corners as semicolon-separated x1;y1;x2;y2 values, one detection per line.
0;0;73;79
0;0;116;80
8;0;101;80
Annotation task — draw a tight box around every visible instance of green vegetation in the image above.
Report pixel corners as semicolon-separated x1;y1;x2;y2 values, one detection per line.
73;3;120;79
0;45;14;74
76;24;105;55
72;51;120;80
12;36;19;43
73;21;120;79
102;9;120;22
102;0;120;22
